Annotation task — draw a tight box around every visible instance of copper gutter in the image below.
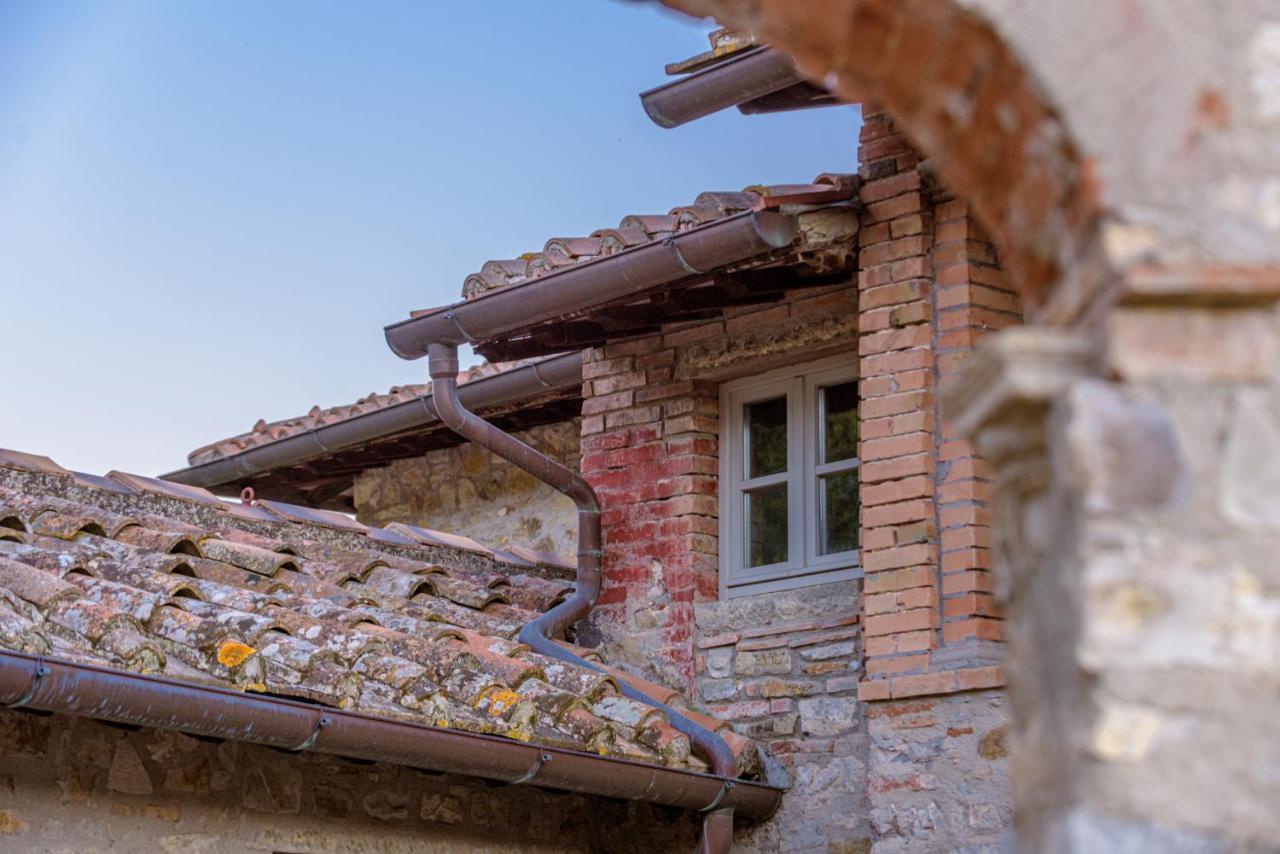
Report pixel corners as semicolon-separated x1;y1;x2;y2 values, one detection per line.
161;352;583;492
427;343;744;853
640;46;810;129
0;650;781;818
384;209;798;360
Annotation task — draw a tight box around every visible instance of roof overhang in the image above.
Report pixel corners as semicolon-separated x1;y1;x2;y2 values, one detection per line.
640;46;842;128
162;352;584;510
385;196;859;364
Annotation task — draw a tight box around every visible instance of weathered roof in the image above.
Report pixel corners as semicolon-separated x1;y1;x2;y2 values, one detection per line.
187;360;514;467
168;354;583;512
0;448;754;776
456;173;857;303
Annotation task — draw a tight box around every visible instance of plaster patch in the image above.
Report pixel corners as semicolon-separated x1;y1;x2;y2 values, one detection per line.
1249;23;1280;122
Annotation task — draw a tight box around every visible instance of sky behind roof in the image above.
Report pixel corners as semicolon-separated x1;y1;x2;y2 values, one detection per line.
0;1;861;478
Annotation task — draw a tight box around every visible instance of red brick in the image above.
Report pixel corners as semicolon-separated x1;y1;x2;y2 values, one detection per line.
861;475;933;507
582;356;634;380
941;570;995;595
862;499;932;527
859;280;925;310
941;548;992;572
861;432;933;461
865;587;938;615
858;680;892;702
942;617;1005;643
942;593;1002;619
860;169;923;203
861;453;933;484
858;323;931;355
864;608;939;637
863;566;934;594
863;541;937;572
866;652;930;677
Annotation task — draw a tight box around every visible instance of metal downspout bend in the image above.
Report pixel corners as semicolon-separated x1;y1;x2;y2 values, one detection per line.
426;343;741;853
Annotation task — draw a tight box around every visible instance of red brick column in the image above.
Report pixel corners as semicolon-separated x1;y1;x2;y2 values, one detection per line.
856;109;1018;701
933;198;1020;649
579;337;720;690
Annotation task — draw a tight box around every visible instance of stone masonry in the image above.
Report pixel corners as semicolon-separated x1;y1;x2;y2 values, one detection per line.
694;582;869;852
354;419;580;558
0;707;700;852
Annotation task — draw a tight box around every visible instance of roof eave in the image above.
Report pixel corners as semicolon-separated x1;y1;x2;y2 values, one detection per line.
640;46;839;128
384;209;800;361
0;649;782;819
162;352;584;490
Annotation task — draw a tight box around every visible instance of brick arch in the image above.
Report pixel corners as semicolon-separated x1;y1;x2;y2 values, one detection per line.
663;0;1101;318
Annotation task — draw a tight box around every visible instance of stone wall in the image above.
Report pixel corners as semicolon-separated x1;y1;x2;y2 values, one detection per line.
353;420;580;557
0;708;699;852
867;691;1011;853
950;307;1280;851
694;581;870;853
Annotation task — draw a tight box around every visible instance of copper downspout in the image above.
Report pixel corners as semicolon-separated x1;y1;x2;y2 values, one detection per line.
427;343;742;853
0;650;781;818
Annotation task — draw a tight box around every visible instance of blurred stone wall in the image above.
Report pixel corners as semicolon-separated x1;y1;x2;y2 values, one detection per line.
353;420;580;558
0;708;699;852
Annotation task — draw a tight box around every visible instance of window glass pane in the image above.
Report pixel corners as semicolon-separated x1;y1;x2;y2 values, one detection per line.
819;470;859;554
745;484;788;567
745;395;787;478
821;380;859;463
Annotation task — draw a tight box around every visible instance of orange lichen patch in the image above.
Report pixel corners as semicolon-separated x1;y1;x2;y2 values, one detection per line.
480;687;521;718
216;639;256;668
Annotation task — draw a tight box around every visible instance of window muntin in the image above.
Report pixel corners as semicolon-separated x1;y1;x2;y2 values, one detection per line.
720;356;861;598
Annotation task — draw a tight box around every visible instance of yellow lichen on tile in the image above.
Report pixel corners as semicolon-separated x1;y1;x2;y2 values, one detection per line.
216;639;256;668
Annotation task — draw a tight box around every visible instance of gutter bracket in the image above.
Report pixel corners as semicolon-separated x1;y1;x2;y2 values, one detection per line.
3;659;49;709
290;715;331;752
509;750;552;785
699;778;736;812
663;236;704;275
530;361;553;389
444;311;474;342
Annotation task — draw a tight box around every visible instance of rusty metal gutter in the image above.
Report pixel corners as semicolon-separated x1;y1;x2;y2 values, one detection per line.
639;46;810;129
384;209;798;361
427;343;746;852
161;352;583;492
0;650;782;819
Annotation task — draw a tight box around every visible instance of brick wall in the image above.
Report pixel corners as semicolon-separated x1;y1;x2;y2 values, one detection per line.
579;109;1021;852
579;278;859;690
854;110;1019;702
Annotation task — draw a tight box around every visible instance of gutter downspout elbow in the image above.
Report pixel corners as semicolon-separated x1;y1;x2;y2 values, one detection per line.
426;342;741;853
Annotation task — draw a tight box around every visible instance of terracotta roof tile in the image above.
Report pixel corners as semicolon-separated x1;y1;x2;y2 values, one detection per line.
184;358;527;468
456;173;857;302
0;450;756;775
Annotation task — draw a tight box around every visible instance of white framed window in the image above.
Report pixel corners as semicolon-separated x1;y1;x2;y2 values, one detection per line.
718;354;861;598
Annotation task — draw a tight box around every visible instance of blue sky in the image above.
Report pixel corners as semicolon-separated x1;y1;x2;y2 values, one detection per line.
0;1;861;477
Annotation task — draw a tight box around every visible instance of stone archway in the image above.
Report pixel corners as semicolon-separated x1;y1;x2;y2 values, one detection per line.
659;2;1280;851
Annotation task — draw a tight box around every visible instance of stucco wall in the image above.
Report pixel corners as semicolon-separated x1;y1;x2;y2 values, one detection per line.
353;420;581;558
0;708;699;852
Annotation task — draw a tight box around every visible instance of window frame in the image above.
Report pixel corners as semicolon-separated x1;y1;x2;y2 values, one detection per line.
718;354;862;599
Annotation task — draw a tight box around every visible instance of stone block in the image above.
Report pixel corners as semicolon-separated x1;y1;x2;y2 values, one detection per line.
734;648;793;676
799;696;861;737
